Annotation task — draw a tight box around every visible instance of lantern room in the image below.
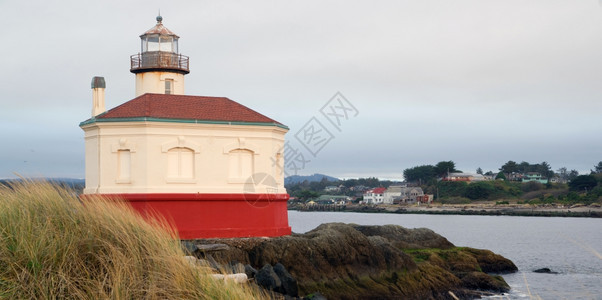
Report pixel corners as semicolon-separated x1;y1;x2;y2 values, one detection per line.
140;16;179;53
130;16;189;96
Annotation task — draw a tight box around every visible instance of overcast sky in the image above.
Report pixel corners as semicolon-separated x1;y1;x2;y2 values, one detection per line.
1;0;601;180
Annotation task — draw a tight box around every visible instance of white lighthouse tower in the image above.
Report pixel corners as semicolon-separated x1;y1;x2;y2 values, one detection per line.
130;15;189;96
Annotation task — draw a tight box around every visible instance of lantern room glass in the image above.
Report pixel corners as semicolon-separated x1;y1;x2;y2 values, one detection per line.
141;35;179;53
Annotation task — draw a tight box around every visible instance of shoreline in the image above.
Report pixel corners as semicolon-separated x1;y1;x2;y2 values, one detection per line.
290;203;602;218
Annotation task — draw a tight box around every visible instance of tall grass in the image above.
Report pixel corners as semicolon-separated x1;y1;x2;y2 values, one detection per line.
0;180;265;299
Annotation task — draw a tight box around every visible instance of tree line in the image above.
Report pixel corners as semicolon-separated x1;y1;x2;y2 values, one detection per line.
402;160;602;204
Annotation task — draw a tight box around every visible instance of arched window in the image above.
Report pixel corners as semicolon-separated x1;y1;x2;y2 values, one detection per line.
229;149;254;180
167;147;194;179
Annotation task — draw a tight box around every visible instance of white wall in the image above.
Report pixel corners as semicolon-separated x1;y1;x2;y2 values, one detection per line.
135;72;185;96
82;121;287;195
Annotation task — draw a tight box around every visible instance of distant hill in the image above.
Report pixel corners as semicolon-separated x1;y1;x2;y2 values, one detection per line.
0;178;85;190
285;174;340;185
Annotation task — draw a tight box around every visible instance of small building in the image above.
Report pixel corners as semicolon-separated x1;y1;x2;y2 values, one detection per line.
386;186;425;204
364;187;386;204
522;172;548;184
442;173;486;182
80;16;290;239
324;185;340;192
416;194;434;204
383;185;403;204
317;195;351;205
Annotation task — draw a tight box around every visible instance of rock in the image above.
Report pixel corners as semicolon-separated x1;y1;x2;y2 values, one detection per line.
464;248;518;274
255;264;281;292
211;273;248;283
352;224;455;249
206;255;225;273
196;243;230;252
304;292;327;300
244;264;257;279
460;271;510;293
180;240;197;254
273;263;299;297
230;262;245;274
189;223;517;300
182;256;199;267
533;268;558;274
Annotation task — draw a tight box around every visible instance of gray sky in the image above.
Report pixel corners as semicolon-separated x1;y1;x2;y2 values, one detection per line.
1;0;601;180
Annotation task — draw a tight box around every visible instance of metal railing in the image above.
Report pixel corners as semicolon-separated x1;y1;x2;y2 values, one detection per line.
130;52;189;73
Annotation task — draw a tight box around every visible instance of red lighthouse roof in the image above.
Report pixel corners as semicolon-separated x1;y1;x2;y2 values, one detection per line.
82;93;286;128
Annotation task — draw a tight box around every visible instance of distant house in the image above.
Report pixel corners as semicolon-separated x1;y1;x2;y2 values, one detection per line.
550;176;567;184
351;185;370;192
324;185;340;192
442;173;486;183
383;186;404;204
416;194;434;204
522;172;548;184
316;195;351;205
383;185;425;204
506;172;523;182
364;187;386;204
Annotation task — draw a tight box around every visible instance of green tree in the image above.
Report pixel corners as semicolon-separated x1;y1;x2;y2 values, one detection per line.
495;172;506;180
500;161;519;174
518;161;531;173
537;161;553;179
568;175;597;192
437;181;468;198
434;161;459;177
568;170;579;181
342;178;358;188
403;165;436;183
557;167;568;181
592;161;602;174
296;189;319;200
464;181;495;200
476;167;483;175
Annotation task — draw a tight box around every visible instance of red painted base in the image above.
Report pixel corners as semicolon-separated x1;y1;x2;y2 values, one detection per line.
85;193;291;239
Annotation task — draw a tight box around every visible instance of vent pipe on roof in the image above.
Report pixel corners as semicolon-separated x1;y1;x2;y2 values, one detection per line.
91;76;106;117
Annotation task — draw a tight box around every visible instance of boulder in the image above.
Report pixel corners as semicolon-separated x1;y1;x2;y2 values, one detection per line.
464;248;518;274
304;291;327;300
255;264;281;292
196;243;230;252
460;272;510;293
244;264;257;279
533;268;558;274
273;263;298;297
229;261;245;274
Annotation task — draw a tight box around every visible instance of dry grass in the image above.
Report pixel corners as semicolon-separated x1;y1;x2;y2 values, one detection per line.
0;180;266;299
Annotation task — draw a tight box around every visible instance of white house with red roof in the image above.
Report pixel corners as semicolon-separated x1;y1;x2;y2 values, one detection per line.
363;187;386;204
80;16;290;239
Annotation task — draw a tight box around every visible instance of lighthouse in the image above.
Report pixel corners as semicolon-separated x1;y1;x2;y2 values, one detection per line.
130;15;188;96
80;16;291;239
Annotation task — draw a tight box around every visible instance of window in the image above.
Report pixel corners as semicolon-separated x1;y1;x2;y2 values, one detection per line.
117;150;131;182
165;79;173;94
167;147;194;179
229;149;254;180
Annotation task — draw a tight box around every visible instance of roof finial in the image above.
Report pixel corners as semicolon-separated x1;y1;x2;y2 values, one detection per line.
156;10;163;24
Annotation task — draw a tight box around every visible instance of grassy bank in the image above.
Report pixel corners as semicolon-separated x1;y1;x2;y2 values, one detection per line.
0;180;265;299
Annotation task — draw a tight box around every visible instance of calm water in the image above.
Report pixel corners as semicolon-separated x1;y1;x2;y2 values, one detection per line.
288;211;602;299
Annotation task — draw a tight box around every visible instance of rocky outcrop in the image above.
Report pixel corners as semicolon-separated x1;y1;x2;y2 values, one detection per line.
533;267;558;274
185;223;517;299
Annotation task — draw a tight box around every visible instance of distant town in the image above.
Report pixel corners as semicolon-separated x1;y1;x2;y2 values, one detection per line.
286;160;602;210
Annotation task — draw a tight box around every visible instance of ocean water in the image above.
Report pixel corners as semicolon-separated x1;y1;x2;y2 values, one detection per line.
288;211;602;299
